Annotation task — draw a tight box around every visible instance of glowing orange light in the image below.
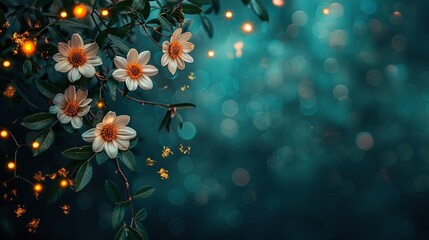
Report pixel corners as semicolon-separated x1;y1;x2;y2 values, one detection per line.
73;4;88;18
272;0;284;7
224;10;233;19
0;130;8;138
32;141;40;149
34;183;43;192
60;180;69;188
101;9;109;17
3;60;11;68
60;11;68;18
97;101;104;108
22;41;36;55
393;11;401;16
7;162;15;170
323;8;330;15
207;50;215;58
242;22;253;33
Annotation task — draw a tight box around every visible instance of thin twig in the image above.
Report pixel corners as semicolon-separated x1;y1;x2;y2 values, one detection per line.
115;157;136;227
116;87;170;108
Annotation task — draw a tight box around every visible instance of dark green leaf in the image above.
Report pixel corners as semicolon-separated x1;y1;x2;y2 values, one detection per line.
200;15;213;38
118;150;137;171
129;137;139;149
23;60;32;75
134;222;150;240
157;14;173;32
141;0;151;20
48;26;67;43
112;205;125;229
36;79;62;98
62;123;75;133
133;186;155;200
182;4;202;14
96;27;130;48
158;110;171;131
135;208;147;221
26;67;46;83
170;103;196;110
12;82;39;109
108;34;130;55
250;0;269;21
107;79;117;101
114;225;126;240
21;112;56;130
96;151;109;165
125;225;144;240
47;182;65;204
122;82;129;97
62;145;94;160
74;161;93;191
188;0;212;4
211;0;220;13
105;179;121;203
32;128;55;156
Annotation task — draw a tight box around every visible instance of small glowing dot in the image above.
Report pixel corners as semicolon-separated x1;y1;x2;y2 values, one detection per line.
97;101;104;108
60;180;68;188
34;183;43;192
207;50;215;58
60;11;67;18
323;8;330;15
32;141;40;149
101;9;109;17
7;162;15;170
225;10;233;19
22;41;36;55
356;132;374;151
0;130;8;138
242;22;253;33
73;4;88;18
393;11;401;16
3;60;11;68
234;41;244;50
272;0;284;7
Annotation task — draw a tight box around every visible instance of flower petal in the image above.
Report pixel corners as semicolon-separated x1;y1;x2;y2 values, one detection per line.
57;112;71;124
168;60;177;75
55;61;73;73
177;58;185;70
53;53;67;62
78;63;96;78
49;105;60;114
178;32;192;43
64;85;76;102
171;28;182;42
71;33;84;49
114;56;128;69
112;69;128;82
114;115;130;128
53;93;66;107
77;105;91;117
115;139;130;151
161;53;169;66
104;141;118;159
138;51;150;66
76;89;88;105
92;136;105;152
58;42;71;56
79;98;92;107
138;75;153;90
103;111;117;124
127;48;138;64
142;65;158;76
162;41;170;53
126;78;138;91
181;53;194;63
88;56;103;66
84;43;99;59
67;67;81;82
116;127;137;140
182;42;195;53
82;128;97;142
71;117;83;129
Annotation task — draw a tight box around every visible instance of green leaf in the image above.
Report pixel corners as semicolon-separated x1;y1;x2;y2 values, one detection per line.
32;128;55;156
35;0;52;7
134;222;149;240
129;137;139;149
74;161;93;191
157;14;173;32
108;34;130;55
12;82;39;109
23;60;32;75
250;0;269;21
133;186;155;200
62;123;75;133
182;4;202;14
141;0;151;20
96;151;109;165
118;150;137;171
36;79;62;98
62;145;94;160
176;112;184;129
135;208;147;221
158;110;171;131
26;67;46;84
105;179;121;203
112;205;126;229
200;15;213;38
114;225;126;240
107;79;117;101
47;183;65;204
188;0;212;4
170;103;196;110
21;112;56;130
125;225;144;240
242;0;250;4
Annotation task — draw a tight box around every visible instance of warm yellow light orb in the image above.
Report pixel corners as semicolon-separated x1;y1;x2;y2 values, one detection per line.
224;10;233;19
32;141;40;149
207;50;215;58
272;0;284;7
60;11;68;18
323;8;330;15
0;130;8;138
22;41;36;55
34;183;43;192
242;22;253;33
97;101;104;108
101;9;109;17
3;60;11;68
60;179;69;188
7;162;15;170
73;4;88;18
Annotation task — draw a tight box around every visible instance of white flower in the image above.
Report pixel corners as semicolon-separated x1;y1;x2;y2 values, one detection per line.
53;33;103;82
49;85;92;129
161;28;194;75
81;111;137;159
112;48;158;91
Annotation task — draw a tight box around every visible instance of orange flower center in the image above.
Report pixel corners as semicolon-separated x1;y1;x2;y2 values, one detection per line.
69;48;87;67
64;101;79;116
127;64;143;80
169;41;183;59
101;124;117;142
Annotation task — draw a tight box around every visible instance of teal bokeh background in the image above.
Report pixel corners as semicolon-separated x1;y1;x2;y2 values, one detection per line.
2;0;429;239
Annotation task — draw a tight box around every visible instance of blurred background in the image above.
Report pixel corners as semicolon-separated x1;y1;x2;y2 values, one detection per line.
3;0;429;239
